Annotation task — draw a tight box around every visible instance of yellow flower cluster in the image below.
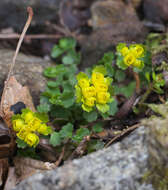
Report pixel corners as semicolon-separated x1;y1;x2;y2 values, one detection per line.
118;43;145;69
75;67;112;112
12;109;52;147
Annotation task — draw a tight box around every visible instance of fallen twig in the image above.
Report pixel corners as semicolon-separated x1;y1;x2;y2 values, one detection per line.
0;34;62;40
105;124;140;148
68;136;90;160
54;146;65;168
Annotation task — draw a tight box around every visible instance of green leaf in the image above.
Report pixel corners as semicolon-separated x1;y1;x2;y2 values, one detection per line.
44;67;58;78
59;38;76;50
108;99;118;116
17;148;40;160
83;110;98;122
116;43;126;52
68;75;77;85
43;87;60;98
101;112;109;119
87;140;104;153
34;112;49;123
114;82;136;98
51;45;64;58
75;85;82;103
62;54;75;65
105;62;115;77
62;81;73;92
116;56;127;70
63;50;81;65
61;91;75;108
12;114;22;121
49;95;62;105
59;123;74;139
145;72;150;83
49;132;61;147
115;70;126;82
44;65;67;78
92;122;103;133
82;104;93;112
93;65;107;75
16;138;28;149
98;52;114;66
76;72;89;81
96;104;109;113
47;81;59;88
50;106;71;119
73;128;90;143
37;104;50;113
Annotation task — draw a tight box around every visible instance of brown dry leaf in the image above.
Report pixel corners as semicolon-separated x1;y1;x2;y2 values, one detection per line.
0;122;11;159
0;159;9;188
13;157;58;182
3;167;17;190
0;76;35;128
0;76;35;159
0;76;37;188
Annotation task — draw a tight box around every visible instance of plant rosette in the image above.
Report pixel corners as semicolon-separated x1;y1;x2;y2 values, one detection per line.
12;108;52;148
116;43;145;72
75;66;114;114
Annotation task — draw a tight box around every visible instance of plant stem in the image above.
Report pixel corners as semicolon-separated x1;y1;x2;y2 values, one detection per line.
133;71;141;94
139;84;153;105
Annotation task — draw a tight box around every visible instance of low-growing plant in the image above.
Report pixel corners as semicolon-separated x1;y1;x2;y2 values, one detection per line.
12;108;52;148
11;37;166;159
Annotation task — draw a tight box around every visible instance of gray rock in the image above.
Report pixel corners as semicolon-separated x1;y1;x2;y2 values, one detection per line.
79;0;147;68
13;126;154;190
0;49;52;105
0;0;61;31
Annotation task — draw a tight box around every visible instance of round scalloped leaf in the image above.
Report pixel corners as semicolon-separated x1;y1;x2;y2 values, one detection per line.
116;56;128;70
96;104;109;113
76;72;89;81
116;43;126;52
92;65;107;75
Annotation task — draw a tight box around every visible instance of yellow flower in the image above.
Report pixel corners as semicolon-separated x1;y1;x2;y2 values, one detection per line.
120;47;129;56
133;45;144;58
124;53;136;66
82;86;96;98
84;97;96;107
28;117;42;131
37;124;52;135
78;78;90;88
25;133;39;147
92;72;104;85
97;92;110;104
133;59;143;68
95;83;108;92
24;111;34;123
12;119;25;132
17;126;28;140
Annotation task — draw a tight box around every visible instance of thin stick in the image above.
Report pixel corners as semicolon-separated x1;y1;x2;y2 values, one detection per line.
105;124;140;148
7;7;33;81
68;135;90;160
0;34;61;39
0;7;33;117
54;146;65;168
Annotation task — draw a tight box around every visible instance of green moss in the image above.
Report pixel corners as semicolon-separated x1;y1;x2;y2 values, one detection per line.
143;163;168;190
